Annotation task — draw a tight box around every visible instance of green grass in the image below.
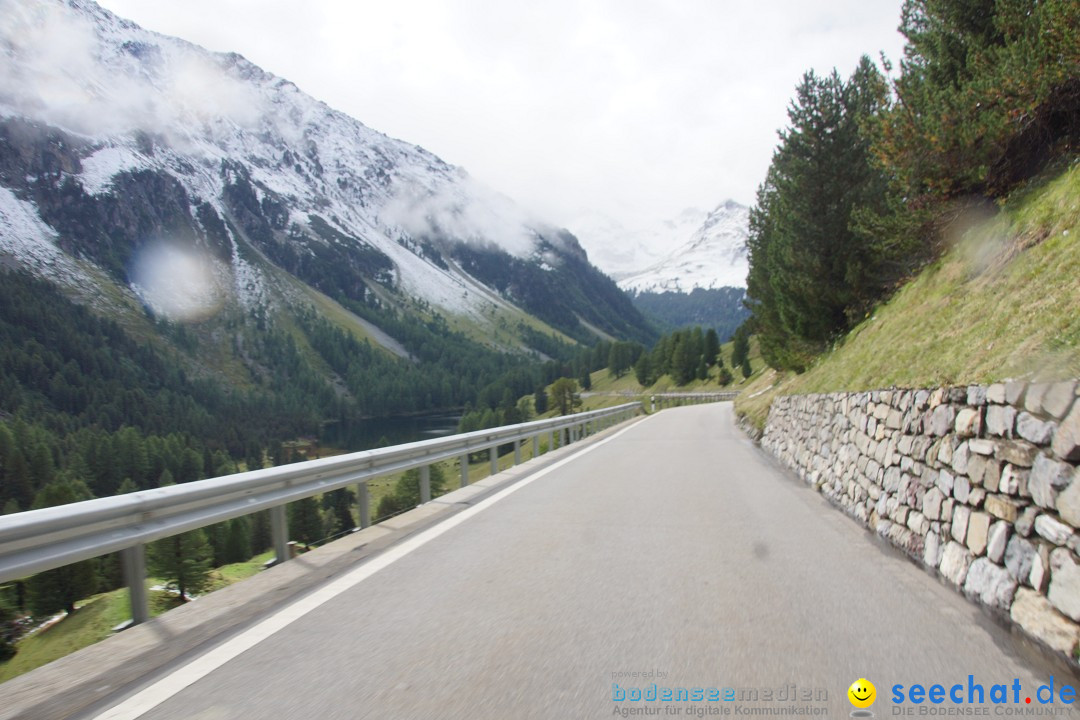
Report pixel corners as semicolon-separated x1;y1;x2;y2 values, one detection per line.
0;550;277;683
572;335;767;412
0;590;130;683
735;164;1080;430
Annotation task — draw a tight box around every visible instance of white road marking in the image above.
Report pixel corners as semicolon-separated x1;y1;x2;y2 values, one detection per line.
92;414;657;720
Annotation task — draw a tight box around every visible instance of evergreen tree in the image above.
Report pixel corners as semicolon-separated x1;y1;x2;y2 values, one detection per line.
741;357;753;379
288;497;325;546
704;329;721;367
731;325;750;368
224;516;252;564
878;0;1080;199
549;378;580;416
607;342;642;378
148;529;213;602
670;335;695;385
633;353;652;387
533;386;548;415
0;597;16;662
328;488;355;535
695;356;708;382
26;478;99;616
579;370;592;391
375;465;447;520
28;443;55;491
206;522;227;566
250;510;272;554
745;58;891;370
689;327;705;365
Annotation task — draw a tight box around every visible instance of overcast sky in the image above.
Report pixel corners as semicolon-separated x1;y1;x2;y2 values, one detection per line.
96;0;907;232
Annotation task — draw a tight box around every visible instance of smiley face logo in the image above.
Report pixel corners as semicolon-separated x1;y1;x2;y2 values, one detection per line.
848;678;876;709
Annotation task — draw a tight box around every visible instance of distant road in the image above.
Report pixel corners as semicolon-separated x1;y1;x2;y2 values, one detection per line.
84;404;1066;720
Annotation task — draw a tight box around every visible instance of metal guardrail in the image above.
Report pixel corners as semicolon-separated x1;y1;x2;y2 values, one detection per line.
0;402;641;624
649;392;736;411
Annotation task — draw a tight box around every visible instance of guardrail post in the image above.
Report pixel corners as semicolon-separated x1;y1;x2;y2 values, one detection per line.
121;544;149;625
548;430;554;452
420;465;431;503
271;504;289;565
459;453;469;488
561;427;568;447
513;439;521;465
490;445;498;475
532;434;539;458
358;483;370;529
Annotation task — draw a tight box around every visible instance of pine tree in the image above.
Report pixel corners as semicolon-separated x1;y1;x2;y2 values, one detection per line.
695;356;708;382
704;329;720;367
148;529;212;602
670;336;694;385
251;510;272;554
0;598;16;662
375;465;447;520
329;488;355;535
289;497;325;546
550;378;580;416
533;386;548;415
730;325;750;368
878;0;1079;199
745;58;891;370
224;516;252;564
26;479;98;616
633;353;652;387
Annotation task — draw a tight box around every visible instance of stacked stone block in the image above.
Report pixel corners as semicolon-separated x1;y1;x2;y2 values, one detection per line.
761;380;1080;660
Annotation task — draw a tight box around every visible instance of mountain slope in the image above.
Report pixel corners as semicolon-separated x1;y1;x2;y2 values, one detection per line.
616;200;750;293
735;165;1080;429
0;0;650;349
630;287;749;341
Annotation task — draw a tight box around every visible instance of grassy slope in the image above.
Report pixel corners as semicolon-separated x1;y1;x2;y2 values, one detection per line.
524;337;768;414
0;551;274;683
735;164;1080;430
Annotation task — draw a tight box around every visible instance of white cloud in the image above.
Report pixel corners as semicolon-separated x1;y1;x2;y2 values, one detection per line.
381;173;541;257
89;0;907;231
0;0;265;145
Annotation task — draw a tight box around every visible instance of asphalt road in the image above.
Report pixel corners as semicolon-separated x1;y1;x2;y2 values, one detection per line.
82;404;1072;720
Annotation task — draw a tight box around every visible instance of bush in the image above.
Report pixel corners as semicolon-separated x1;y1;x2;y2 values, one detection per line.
376;465;447;521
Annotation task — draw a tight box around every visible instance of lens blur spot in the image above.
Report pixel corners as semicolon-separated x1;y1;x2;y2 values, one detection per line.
130;241;224;322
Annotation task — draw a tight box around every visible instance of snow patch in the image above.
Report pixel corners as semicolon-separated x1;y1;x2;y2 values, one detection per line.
230;238;270;312
79;145;147;194
0;187;92;287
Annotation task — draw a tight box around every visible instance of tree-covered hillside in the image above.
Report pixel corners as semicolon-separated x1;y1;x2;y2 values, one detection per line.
745;0;1079;373
630;287;749;341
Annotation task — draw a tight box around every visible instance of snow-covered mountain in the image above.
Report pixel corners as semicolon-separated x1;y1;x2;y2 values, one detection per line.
570;201;750;294
0;0;649;345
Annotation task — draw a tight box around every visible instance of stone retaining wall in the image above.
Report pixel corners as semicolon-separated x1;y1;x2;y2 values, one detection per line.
761;380;1080;661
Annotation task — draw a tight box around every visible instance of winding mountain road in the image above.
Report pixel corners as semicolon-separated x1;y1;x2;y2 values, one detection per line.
78;404;1067;720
